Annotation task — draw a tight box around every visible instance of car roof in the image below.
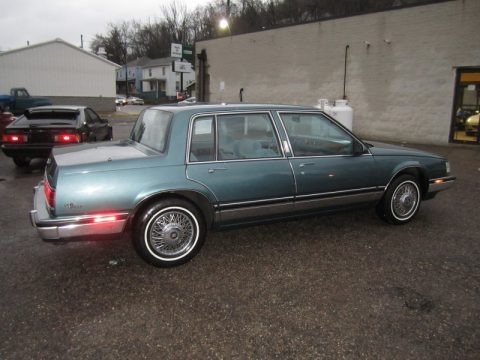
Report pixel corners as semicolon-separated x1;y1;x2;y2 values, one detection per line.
148;103;318;114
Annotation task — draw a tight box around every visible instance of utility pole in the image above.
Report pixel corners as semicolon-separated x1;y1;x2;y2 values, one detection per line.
180;57;184;94
124;39;128;98
343;45;349;100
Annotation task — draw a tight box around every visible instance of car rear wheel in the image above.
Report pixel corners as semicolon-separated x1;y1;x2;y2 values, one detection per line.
13;157;30;167
132;198;206;267
377;174;421;224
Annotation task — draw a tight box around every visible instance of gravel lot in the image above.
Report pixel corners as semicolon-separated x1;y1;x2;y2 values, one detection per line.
0;116;479;359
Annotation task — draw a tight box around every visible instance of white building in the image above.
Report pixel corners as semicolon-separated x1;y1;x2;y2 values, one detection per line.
142;57;195;101
196;0;480;145
0;38;120;111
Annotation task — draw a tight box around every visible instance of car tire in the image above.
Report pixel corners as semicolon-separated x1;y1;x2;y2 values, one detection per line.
132;198;206;267
376;174;421;225
13;157;30;167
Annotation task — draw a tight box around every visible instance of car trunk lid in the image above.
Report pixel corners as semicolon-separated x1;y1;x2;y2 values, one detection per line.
51;140;150;168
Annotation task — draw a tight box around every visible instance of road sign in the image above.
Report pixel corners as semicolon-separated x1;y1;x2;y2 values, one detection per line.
182;45;194;63
171;43;182;58
172;61;192;73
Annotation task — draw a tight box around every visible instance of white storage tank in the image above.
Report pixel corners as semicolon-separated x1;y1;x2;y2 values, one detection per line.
315;98;333;116
331;99;353;130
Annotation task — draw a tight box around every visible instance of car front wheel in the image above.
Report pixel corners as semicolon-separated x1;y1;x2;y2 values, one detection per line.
377;174;421;224
133;199;206;267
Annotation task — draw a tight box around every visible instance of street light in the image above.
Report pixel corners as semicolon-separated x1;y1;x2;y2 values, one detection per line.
218;0;231;34
219;18;229;30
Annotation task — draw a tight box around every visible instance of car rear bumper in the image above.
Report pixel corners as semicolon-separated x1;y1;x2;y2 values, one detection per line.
2;144;53;158
30;182;129;241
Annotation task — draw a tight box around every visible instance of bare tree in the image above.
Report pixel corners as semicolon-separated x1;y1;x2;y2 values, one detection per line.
161;1;192;44
91;0;436;63
90;22;130;64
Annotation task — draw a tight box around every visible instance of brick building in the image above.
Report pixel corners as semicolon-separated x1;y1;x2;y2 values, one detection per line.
195;0;480;145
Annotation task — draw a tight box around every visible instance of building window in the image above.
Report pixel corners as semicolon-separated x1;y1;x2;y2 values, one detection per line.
162;67;166;76
149;68;152;77
451;68;480;144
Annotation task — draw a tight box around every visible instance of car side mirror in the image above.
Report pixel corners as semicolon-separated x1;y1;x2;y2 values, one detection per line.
353;140;366;155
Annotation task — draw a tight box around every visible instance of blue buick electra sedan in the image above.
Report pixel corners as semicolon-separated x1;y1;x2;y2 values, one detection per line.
30;104;455;267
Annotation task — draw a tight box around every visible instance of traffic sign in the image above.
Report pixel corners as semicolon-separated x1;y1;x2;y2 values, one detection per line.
171;43;182;58
182;45;194;62
172;61;193;73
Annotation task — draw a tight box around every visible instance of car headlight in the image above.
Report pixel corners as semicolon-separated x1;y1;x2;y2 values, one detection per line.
446;161;451;174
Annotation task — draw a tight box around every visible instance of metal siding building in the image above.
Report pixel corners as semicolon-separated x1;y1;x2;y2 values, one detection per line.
0;38;120;112
196;0;480;145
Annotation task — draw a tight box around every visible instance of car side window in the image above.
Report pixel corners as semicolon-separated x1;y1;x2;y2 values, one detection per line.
280;113;353;156
189;116;215;162
16;89;28;97
85;109;100;124
217;113;281;160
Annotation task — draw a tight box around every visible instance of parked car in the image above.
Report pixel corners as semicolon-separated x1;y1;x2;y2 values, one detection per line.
455;108;475;130
115;95;126;106
30;104;455;267
176;92;187;101
178;96;197;105
0;111;16;138
0;87;51;115
127;96;145;105
465;112;479;136
2;105;112;167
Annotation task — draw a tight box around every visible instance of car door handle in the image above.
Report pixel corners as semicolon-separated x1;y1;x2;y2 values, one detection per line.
299;162;315;168
208;168;227;173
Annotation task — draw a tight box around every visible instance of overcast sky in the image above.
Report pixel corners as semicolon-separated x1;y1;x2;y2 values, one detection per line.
0;0;213;52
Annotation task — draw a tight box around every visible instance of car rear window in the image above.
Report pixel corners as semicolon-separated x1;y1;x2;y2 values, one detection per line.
130;109;172;152
25;110;79;121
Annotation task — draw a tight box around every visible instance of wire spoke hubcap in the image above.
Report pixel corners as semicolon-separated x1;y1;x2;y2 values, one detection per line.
149;210;195;257
392;182;419;219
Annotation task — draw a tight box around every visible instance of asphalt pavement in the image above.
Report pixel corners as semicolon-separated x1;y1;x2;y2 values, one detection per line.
0;121;479;359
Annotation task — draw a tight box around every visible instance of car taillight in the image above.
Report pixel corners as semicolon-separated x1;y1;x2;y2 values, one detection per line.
54;133;80;144
43;181;55;209
2;134;27;143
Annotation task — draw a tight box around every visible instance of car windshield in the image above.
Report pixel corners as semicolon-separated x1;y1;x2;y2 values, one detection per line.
25;110;79;121
130;109;172;152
